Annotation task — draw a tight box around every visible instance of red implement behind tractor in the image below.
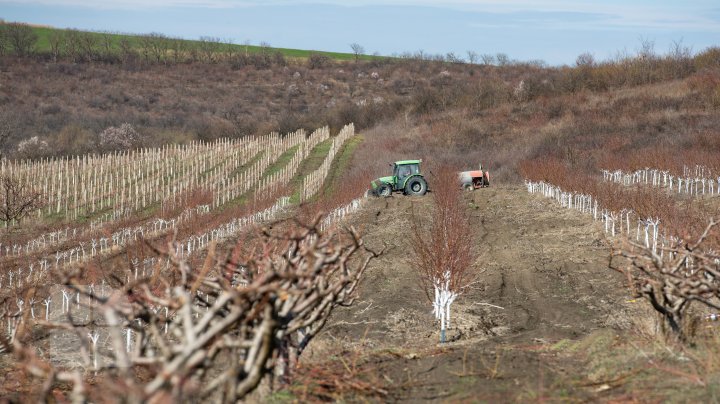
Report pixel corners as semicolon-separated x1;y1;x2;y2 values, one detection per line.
459;164;490;190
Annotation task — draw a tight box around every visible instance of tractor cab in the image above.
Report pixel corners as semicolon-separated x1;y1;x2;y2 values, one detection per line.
393;160;420;185
370;159;428;197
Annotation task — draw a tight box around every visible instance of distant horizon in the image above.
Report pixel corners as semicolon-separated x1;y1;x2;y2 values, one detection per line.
1;1;718;66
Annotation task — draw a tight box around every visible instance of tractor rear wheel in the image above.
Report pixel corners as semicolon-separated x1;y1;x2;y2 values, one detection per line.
405;176;428;196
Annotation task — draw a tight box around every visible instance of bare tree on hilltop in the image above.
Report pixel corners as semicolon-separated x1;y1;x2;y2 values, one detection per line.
350;43;364;63
2;22;37;56
467;50;478;64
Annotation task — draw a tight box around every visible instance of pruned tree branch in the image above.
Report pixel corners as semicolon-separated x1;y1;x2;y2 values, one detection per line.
613;219;720;340
6;216;380;402
0;174;44;227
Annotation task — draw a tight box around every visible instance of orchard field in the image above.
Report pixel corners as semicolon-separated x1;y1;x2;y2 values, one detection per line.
1;22;720;402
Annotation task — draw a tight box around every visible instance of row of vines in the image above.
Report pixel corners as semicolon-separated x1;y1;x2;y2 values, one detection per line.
524;161;719;340
1;125;352;259
0;122;372;401
0;123;360;309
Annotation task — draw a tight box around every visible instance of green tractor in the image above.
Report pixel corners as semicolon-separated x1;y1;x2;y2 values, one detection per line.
370;159;428;197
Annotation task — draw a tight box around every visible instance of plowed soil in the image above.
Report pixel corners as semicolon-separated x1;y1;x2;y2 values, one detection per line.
304;185;642;401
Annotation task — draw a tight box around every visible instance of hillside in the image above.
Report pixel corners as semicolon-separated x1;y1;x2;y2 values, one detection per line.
3;47;719;178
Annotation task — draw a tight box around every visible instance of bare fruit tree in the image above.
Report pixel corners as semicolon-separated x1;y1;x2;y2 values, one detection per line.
5;216;380;402
412;166;479;343
0;174;44;227
613;219;720;341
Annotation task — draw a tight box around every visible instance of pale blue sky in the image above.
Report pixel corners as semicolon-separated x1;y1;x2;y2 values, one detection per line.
1;0;718;65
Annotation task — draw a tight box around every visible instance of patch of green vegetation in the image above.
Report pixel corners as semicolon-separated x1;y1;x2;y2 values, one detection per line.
569;329;616;355
35;209;68;225
550;338;573;352
219;193;251;210
288;139;333;203
134;200;163;218
28;25;378;61
227;151;264;178
262;145;298;179
266;390;295;403
321;135;363;198
210;148;300;211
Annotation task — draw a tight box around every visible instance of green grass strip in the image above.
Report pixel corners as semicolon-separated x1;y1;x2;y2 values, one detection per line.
261;145;299;179
320;135;364;200
288;139;333;203
29;26;382;62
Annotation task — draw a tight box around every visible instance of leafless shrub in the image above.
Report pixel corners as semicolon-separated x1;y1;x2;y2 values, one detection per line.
665;39;694;79
467;50;478;64
118;37;137;66
272;50;286;67
199;36;221;63
688;70;720;109
62;29;82;62
169;37;187;64
0;112;20;160
496;53;510;66
0;174;44;227
576;52;596;68
51;124;97;156
480;53;495;65
613;220;720;341
0;24;6;56
4;217;380;401
694;46;720;70
98;32;116;62
77;31;98;62
308;53;331;69
2;22;37;57
445;52;464;64
47;30;63;63
140;33;169;64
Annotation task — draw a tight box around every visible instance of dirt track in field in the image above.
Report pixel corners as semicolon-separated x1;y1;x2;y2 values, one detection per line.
305;185;641;401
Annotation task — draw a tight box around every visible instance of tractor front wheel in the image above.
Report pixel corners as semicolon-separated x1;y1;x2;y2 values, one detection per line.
378;184;392;197
405;177;428;196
